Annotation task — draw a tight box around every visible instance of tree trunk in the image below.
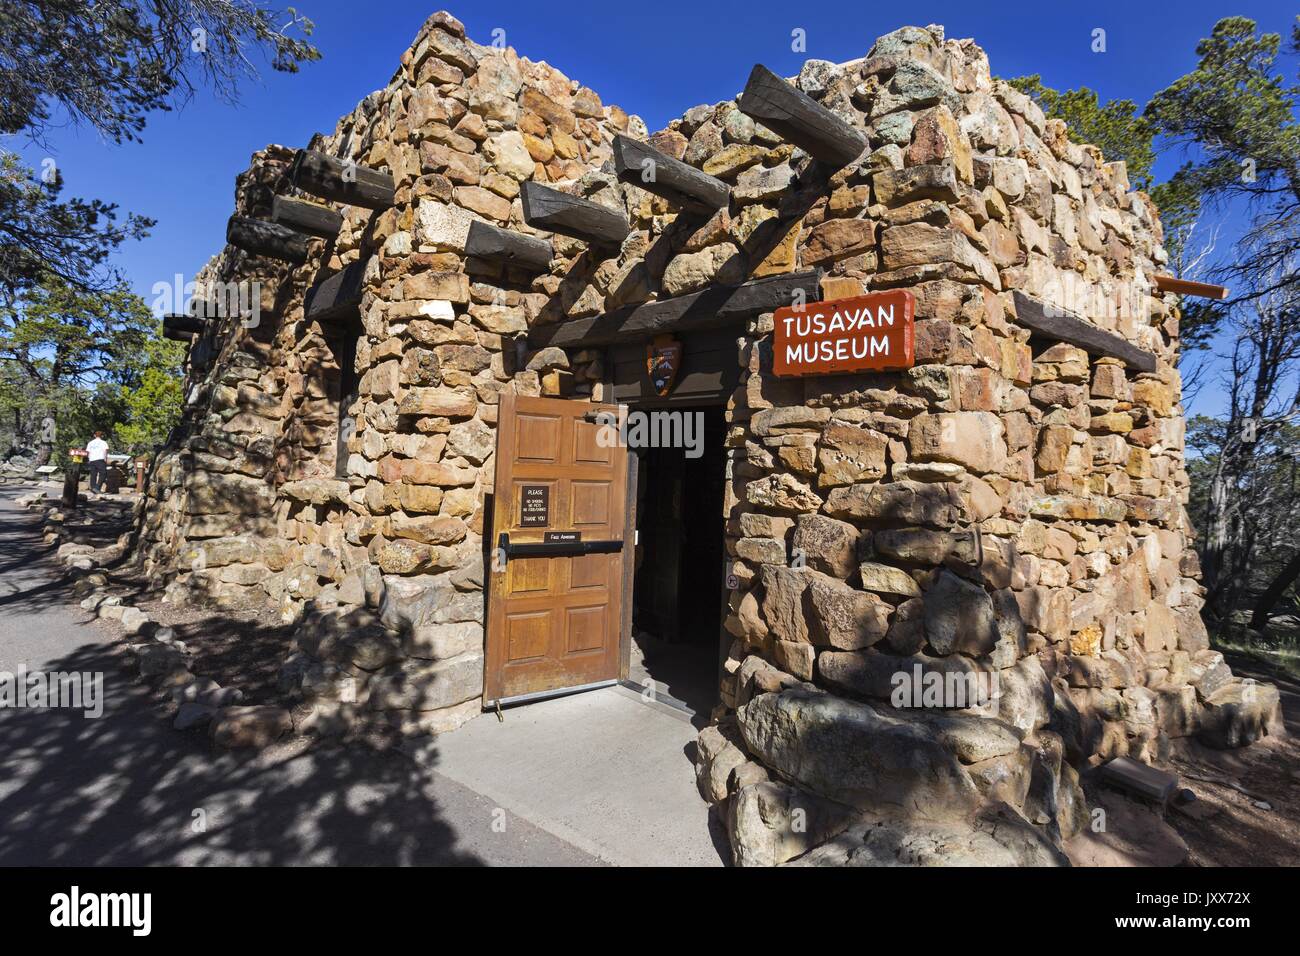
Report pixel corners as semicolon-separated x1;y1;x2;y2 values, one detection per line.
1201;465;1231;611
1250;550;1300;632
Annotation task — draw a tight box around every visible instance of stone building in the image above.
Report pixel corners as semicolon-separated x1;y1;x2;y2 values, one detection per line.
137;11;1284;864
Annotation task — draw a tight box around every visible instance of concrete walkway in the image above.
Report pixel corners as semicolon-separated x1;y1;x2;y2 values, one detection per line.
420;686;727;866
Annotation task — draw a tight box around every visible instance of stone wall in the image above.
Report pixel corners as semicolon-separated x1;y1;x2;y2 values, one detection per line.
132;12;1284;862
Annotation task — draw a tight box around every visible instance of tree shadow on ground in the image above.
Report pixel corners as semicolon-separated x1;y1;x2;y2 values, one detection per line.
0;485;503;866
0;642;486;865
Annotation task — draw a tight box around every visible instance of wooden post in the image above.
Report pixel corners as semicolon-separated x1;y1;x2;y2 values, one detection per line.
738;64;867;168
611;135;730;213
520;181;630;247
226;216;312;265
288;149;395;210
135;457;147;493
62;455;83;509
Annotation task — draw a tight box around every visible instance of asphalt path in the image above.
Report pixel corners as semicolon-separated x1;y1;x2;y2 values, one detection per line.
0;485;596;866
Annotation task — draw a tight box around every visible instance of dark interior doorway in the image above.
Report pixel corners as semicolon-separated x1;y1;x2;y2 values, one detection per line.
629;405;726;721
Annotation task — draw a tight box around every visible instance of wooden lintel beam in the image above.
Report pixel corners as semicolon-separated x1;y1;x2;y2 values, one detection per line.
272;195;344;239
1012;291;1157;373
305;260;367;322
520;181;630;247
1153;273;1228;300
288;149;395;211
528;270;823;349
738;64;867;168
611;135;730;214
227;216;311;265
465;220;553;272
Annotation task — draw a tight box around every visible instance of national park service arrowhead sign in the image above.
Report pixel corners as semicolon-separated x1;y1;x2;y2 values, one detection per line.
773;289;915;376
646;334;682;396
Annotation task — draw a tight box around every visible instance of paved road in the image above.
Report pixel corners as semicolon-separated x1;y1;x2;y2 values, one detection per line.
0;485;596;866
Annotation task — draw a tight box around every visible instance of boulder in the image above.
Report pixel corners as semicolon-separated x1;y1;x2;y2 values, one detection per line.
824;480;963;527
993;655;1053;735
819;647;992;705
805;573;891;650
1198;680;1284;749
695;722;748;804
728;780;860;867
790;802;1068;867
210;705;292;749
737;686;982;819
791;514;859;579
744;473;822;514
133;642;187;678
174;702;216;731
758;565;811;644
908;412;1006;474
858;561;921;598
367;652;484;712
923;569;999;656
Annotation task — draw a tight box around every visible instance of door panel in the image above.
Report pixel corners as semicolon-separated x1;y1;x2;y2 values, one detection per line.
485;393;628;704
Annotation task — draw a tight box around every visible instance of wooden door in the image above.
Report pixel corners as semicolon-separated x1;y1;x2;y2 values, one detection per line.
485;393;629;705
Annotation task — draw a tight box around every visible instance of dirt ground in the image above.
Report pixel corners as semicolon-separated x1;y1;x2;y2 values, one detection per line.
46;489;298;705
1161;652;1300;866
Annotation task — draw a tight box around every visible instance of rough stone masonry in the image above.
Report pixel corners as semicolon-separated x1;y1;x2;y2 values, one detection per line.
129;12;1285;864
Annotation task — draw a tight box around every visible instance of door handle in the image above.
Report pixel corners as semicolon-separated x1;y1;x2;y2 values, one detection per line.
496;532;624;560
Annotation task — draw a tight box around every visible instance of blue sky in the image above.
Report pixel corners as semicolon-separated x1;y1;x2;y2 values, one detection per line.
8;0;1296;416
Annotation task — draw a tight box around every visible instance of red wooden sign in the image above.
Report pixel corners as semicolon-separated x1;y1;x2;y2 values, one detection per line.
773;290;915;376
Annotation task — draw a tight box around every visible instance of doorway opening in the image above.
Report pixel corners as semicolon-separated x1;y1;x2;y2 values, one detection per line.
628;404;727;721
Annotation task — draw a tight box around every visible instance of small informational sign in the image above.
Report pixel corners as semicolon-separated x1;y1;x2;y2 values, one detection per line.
544;531;581;544
520;485;549;527
646;334;682;396
773;290;916;376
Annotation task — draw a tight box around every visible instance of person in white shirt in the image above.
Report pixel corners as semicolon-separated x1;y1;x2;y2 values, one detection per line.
86;432;109;494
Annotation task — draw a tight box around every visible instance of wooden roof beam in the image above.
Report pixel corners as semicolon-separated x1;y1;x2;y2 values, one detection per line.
1012;291;1157;373
272;195;344;239
305;260;367;323
738;64;867;168
1153;273;1228;300
520;181;630;247
465;220;552;273
162;313;206;337
227;217;311;265
611;135;730;214
288;149;395;211
528;270;823;349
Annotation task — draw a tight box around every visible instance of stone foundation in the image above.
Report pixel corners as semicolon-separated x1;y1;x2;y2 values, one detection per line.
130;12;1283;863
